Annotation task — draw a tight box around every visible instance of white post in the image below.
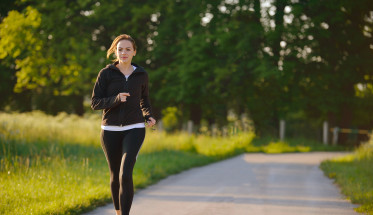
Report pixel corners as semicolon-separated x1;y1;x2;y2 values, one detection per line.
241;113;248;132
332;127;339;145
280;119;285;141
187;120;193;135
157;120;163;132
211;124;217;137
323;121;328;145
222;126;228;137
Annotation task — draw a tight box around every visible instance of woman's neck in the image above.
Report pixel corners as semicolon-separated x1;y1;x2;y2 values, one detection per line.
116;61;133;75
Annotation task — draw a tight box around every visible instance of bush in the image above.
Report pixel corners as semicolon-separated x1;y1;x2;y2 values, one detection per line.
161;106;180;132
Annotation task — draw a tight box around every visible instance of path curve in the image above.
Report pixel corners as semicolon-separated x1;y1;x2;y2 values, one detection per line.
85;152;357;215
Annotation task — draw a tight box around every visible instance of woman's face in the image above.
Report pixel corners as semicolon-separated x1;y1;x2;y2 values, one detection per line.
116;40;136;63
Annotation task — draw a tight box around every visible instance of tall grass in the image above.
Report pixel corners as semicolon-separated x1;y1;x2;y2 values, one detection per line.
0;111;254;214
320;134;373;214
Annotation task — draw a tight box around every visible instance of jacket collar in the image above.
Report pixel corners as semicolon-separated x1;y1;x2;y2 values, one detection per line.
108;61;145;74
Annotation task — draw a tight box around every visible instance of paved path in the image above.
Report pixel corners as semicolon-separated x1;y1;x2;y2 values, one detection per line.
85;152;357;215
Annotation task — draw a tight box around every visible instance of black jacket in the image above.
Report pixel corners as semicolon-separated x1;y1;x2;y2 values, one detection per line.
91;62;153;126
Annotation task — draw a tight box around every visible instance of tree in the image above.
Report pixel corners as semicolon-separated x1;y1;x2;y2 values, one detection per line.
283;0;373;143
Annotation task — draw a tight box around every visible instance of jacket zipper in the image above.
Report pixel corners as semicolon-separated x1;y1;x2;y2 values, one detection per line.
119;75;130;126
115;66;138;126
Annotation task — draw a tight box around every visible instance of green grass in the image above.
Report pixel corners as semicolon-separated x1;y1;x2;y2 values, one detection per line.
251;136;347;153
0;111;347;214
320;136;373;214
0;111;254;214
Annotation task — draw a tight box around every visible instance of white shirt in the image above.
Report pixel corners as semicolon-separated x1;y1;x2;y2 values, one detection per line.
101;123;145;131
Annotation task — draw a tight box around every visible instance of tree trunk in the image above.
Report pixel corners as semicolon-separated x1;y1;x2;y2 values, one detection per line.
190;104;202;126
73;95;84;116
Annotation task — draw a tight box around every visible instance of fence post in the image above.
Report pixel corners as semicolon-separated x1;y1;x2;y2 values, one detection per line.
211;124;217;137
280;119;285;141
222;126;228;137
187;120;193;135
332;127;339;145
157;120;163;132
323;121;328;145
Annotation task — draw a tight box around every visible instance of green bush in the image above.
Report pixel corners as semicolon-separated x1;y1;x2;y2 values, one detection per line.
161;106;180;132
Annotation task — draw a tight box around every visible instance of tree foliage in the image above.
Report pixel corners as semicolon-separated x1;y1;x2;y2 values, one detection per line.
0;0;372;137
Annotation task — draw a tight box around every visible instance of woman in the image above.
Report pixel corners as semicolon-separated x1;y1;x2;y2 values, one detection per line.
91;34;156;215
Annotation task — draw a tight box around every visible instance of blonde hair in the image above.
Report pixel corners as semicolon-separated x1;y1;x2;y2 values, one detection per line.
106;34;137;59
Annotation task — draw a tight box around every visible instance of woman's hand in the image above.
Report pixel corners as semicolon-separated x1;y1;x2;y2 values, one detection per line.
146;117;156;128
119;92;130;102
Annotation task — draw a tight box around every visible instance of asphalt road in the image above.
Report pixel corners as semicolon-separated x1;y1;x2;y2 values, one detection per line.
85;152;357;215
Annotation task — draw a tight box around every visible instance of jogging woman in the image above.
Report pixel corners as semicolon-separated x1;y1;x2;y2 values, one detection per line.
91;34;156;215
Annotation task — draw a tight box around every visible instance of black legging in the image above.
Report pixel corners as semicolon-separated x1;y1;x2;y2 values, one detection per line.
100;128;145;215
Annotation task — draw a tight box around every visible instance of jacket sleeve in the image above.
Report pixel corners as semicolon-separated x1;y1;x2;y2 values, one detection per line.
140;73;153;121
91;70;121;110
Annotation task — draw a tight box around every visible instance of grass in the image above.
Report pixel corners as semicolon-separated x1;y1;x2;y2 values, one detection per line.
320;135;373;214
0;111;254;214
251;135;347;153
0;111;347;214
